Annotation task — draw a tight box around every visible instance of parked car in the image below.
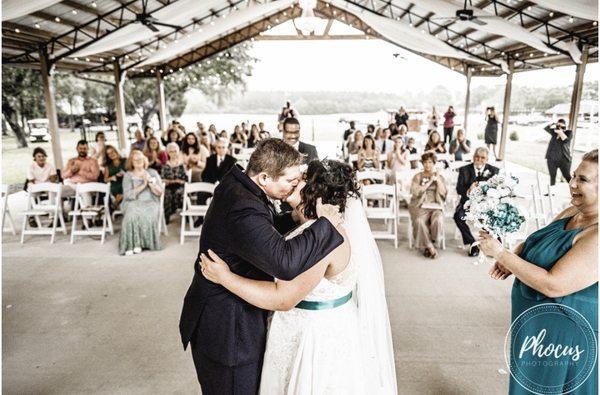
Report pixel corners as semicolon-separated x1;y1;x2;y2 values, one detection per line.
27;118;50;142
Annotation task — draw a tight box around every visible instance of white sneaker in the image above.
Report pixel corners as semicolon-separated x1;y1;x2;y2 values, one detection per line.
125;250;134;256
133;247;142;254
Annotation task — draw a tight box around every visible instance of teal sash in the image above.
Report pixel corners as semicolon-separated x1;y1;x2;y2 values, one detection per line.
295;291;353;310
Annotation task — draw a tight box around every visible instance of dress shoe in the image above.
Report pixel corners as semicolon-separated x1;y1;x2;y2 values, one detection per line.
469;245;480;257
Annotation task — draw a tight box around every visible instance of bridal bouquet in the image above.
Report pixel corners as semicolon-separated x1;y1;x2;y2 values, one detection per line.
463;173;525;264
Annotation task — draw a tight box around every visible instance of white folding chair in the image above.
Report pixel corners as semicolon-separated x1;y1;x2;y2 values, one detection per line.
186;169;193;183
1;184;16;235
362;184;398;248
20;183;66;244
157;192;168;236
69;182;113;244
180;182;215;244
356;170;386;184
529;184;547;230
240;147;255;156
379;153;388;169
230;143;244;155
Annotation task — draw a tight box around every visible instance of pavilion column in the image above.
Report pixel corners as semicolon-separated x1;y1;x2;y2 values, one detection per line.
568;44;590;152
498;60;514;161
463;66;472;135
156;70;167;132
39;46;63;170
113;61;127;150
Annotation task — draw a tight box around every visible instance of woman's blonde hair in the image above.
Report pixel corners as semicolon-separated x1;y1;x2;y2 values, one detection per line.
126;149;149;170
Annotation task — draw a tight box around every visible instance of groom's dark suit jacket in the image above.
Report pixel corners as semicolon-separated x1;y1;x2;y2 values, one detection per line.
179;165;343;367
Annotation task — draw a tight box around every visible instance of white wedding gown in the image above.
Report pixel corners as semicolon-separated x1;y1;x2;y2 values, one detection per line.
259;199;397;394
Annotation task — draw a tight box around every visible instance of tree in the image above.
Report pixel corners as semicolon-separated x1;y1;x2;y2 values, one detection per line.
125;42;256;128
55;71;85;131
1;68;46;147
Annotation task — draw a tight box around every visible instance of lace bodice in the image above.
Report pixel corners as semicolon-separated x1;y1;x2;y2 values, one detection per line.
285;220;357;302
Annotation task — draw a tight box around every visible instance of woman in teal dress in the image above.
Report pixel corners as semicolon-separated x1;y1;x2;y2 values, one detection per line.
480;149;598;394
119;150;164;256
103;145;126;209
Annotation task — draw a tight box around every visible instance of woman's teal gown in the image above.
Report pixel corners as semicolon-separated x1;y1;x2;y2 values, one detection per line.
510;216;598;394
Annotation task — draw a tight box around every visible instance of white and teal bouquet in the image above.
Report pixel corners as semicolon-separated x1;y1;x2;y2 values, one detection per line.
464;173;526;264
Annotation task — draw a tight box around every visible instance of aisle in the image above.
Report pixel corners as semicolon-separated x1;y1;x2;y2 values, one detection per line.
2;222;512;394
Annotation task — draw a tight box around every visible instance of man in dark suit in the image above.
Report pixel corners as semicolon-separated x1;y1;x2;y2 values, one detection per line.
202;138;237;184
544;119;573;186
453;146;499;256
282;117;319;164
180;139;343;394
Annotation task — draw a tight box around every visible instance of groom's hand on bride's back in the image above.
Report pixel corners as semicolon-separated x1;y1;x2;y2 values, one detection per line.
316;198;343;228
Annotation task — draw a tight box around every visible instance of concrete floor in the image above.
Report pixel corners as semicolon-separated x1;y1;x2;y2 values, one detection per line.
2;214;515;395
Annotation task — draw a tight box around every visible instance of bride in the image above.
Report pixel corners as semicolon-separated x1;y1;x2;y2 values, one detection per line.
200;159;397;394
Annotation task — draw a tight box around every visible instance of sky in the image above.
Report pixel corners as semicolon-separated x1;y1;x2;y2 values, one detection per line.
244;21;598;93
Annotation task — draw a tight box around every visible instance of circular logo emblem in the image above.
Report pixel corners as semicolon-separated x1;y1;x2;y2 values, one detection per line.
504;303;597;395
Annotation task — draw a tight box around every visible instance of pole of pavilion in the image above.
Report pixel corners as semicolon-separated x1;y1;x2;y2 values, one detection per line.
113;60;127;150
156;70;167;132
463;66;472;135
498;60;514;161
568;45;590;152
39;46;64;170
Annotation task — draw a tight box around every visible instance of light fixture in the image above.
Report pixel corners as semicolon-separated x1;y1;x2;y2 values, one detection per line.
594;21;598;26
295;0;319;35
55;17;61;22
91;2;97;8
569;16;574;23
549;12;554;17
15;28;20;33
35;23;41;28
72;9;77;15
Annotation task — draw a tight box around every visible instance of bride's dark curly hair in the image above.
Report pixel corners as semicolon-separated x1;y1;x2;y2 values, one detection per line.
300;159;361;220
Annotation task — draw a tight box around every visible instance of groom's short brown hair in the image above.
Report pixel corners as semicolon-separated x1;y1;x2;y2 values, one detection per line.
246;138;301;179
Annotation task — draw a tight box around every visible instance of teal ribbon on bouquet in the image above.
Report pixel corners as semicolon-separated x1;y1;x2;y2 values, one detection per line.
295;291;353;310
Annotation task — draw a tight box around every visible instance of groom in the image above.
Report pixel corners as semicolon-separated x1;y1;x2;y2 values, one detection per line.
179;138;344;394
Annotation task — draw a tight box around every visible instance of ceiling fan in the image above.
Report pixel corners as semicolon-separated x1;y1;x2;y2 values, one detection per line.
133;12;181;33
430;0;496;26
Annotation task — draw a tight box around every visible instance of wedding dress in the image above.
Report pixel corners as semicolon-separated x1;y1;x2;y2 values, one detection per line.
259;198;397;394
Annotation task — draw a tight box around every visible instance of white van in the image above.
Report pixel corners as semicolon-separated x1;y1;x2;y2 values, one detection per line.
27;118;51;142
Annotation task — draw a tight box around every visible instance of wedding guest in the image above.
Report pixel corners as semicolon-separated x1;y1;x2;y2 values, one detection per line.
208;124;218;146
366;124;375;136
27;147;57;185
119;150;163;255
449;129;471;161
62;140;100;199
375;127;393;155
219;130;228;140
144;125;154;139
230;125;247;148
388;135;410;182
428;106;439;134
241;122;249;137
480;149;598;395
278;101;296;122
407;137;419;169
248;124;261;148
258;122;268;136
453;147;499;256
89;131;107;174
485;107;499;160
161;142;187;225
409;153;447;259
425;131;447;155
443;106;456;145
282;117;318;163
144;136;168;172
131;129;146;151
348;130;364;155
182;132;208;182
343;121;357;142
202;139;237;184
395;106;409;128
357;135;381;178
104;145;126;209
545;119;573;186
196;122;206;138
200;132;212;154
397;125;408;147
162;128;183;149
389;122;399;137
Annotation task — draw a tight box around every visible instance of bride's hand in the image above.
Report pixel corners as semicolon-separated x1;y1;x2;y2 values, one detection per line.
200;249;231;284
